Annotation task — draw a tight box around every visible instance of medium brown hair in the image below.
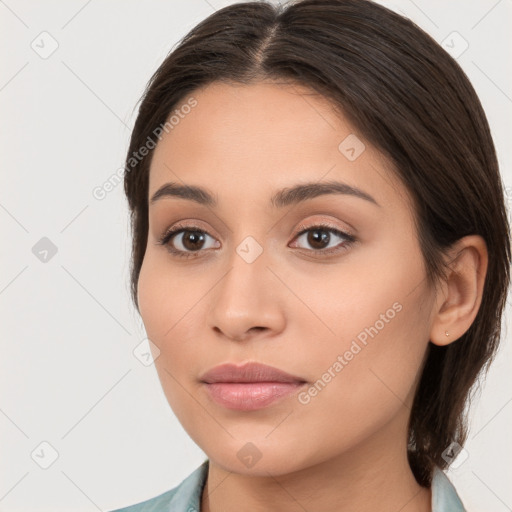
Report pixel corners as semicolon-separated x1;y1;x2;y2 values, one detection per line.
123;0;511;486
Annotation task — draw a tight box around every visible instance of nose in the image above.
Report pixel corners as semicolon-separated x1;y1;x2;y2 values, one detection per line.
206;244;286;342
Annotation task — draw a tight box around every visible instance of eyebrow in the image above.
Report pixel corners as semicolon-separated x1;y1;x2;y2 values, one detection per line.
150;180;380;208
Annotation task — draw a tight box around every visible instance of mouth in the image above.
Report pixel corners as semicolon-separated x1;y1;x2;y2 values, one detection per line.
200;361;307;411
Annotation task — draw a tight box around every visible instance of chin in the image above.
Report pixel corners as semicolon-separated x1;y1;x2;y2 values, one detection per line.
199;434;317;477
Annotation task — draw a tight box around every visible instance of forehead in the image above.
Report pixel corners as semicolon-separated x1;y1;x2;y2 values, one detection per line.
147;81;410;213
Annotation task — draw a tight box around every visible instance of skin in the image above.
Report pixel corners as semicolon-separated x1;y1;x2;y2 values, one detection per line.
137;81;488;512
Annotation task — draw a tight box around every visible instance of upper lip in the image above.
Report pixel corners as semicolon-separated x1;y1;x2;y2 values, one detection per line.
200;362;307;384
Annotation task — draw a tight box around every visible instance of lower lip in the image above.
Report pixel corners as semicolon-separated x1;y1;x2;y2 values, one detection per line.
203;382;305;411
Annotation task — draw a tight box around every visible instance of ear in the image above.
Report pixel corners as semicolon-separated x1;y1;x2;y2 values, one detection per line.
429;235;488;346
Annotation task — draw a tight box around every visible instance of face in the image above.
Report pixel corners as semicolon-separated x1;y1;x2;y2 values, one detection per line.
137;81;437;476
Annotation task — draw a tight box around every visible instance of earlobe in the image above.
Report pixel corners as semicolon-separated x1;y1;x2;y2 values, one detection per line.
429;235;488;347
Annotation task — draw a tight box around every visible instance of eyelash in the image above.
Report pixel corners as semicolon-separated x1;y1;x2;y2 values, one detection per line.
156;222;357;259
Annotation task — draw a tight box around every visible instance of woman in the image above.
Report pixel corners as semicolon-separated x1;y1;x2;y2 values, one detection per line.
110;0;511;510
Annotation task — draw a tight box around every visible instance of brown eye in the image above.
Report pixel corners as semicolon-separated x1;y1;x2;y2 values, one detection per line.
305;228;331;249
158;225;219;258
176;230;207;251
291;224;356;254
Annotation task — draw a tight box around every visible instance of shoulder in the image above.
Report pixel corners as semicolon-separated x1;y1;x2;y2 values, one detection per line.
107;459;209;512
431;466;467;512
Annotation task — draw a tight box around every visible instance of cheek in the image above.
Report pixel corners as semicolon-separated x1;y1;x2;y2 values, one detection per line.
137;251;203;340
287;246;432;421
137;254;209;422
285;295;431;470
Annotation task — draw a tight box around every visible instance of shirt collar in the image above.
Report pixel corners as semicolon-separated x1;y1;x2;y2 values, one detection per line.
431;466;466;511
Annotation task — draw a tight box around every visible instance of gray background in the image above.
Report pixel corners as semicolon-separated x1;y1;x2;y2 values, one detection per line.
1;0;511;510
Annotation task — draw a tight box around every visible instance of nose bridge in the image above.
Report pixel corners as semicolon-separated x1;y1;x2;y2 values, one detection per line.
218;234;271;309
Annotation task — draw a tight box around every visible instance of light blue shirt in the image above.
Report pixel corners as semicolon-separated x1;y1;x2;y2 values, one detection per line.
109;459;466;511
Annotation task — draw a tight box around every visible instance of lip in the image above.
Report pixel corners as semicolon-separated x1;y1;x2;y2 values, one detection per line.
200;362;307;411
200;361;306;384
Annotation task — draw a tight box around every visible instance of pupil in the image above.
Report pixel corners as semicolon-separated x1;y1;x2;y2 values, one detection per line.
183;231;204;250
308;229;329;249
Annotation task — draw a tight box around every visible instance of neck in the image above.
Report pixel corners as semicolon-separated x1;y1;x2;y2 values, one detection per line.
200;410;431;512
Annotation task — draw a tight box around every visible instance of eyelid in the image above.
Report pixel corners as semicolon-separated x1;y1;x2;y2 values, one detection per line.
157;220;352;243
294;219;355;239
156;219;213;243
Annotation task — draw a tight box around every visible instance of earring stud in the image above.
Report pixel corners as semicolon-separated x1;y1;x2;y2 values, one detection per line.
445;331;450;337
